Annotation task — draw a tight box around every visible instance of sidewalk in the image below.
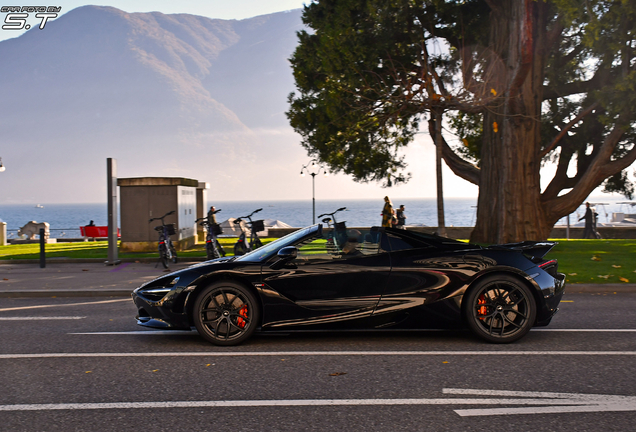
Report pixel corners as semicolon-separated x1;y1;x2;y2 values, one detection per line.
0;261;201;298
1;261;636;298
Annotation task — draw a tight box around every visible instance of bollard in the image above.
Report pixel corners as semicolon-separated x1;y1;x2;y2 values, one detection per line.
0;222;7;246
39;228;46;268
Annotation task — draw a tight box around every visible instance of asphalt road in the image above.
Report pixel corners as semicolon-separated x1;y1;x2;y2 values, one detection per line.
1;292;635;431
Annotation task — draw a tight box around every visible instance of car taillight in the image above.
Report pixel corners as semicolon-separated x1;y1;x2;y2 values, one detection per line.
539;259;558;277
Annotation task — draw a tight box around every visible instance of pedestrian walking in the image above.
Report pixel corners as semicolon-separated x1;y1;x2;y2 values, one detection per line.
207;206;218;225
381;196;394;227
390;209;398;228
579;202;601;239
396;205;406;229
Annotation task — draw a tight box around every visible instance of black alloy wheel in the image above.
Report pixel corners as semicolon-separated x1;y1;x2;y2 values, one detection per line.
464;275;536;343
193;282;260;346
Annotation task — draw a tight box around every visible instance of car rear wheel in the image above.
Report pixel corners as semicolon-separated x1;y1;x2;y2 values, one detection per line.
464;275;536;343
193;281;260;346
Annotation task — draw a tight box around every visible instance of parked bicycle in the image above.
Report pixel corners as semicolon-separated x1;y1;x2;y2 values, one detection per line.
318;207;347;253
196;208;225;260
233;208;264;256
149;210;178;269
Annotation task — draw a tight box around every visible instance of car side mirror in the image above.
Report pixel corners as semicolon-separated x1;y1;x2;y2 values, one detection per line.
270;246;297;270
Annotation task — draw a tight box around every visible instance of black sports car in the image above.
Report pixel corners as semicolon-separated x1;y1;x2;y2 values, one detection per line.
132;224;565;345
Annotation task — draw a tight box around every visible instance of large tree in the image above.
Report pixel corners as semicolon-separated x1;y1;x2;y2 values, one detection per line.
287;0;636;243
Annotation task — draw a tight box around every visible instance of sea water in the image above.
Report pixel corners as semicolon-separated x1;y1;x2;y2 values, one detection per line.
0;197;633;238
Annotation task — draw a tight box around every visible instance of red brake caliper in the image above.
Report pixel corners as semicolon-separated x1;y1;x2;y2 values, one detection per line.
477;295;487;320
237;305;248;328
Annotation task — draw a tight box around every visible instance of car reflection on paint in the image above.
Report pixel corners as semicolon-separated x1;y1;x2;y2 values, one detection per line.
131;224;565;345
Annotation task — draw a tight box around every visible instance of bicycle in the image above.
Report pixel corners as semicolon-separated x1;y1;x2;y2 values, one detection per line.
318;207;347;253
149;210;178;269
196;209;226;260
233;208;264;256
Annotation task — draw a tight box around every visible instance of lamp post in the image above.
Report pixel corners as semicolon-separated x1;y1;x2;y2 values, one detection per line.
300;159;328;224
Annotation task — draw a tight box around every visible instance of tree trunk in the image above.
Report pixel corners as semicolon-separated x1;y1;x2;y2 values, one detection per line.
471;0;552;244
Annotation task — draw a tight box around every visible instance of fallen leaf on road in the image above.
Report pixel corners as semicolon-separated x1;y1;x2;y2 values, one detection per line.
85;371;92;374
329;372;347;376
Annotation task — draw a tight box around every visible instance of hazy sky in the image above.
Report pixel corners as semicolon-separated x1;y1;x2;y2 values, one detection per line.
0;1;482;204
0;1;309;42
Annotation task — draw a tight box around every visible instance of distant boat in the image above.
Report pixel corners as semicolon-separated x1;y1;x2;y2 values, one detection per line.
35;204;44;208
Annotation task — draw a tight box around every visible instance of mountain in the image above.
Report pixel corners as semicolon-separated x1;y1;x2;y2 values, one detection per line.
0;6;306;203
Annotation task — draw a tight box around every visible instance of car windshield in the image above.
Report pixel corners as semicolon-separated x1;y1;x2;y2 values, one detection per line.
234;225;321;262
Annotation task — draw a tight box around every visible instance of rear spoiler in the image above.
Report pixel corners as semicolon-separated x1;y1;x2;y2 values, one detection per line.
488;241;556;261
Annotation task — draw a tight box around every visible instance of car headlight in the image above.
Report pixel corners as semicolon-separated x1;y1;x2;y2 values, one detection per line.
138;277;180;300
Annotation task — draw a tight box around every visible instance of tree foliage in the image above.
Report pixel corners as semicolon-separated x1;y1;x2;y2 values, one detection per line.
287;0;636;241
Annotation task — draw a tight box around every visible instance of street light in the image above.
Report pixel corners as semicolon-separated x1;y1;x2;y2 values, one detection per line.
300;159;328;224
0;157;5;172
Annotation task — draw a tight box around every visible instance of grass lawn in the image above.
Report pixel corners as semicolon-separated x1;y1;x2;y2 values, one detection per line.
1;238;634;285
0;238;272;260
548;239;636;285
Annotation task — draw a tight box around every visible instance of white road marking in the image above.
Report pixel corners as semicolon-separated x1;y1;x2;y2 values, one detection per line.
1;388;634;415
533;329;636;332
3;351;636;359
71;331;196;335
0;316;86;321
71;328;636;337
445;388;636;416
0;298;129;312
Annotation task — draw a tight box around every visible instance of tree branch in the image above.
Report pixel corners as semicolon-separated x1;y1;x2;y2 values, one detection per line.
428;117;480;185
543;115;634;220
543;68;615;100
539;102;599;158
483;0;503;15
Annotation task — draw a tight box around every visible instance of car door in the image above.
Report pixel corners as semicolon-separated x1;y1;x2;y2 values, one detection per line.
260;228;391;328
375;231;473;315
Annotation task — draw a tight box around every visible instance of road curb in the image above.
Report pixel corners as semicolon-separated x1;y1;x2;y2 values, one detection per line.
564;284;636;293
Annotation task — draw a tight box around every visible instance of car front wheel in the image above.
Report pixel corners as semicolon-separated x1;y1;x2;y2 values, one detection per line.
193;281;260;346
464;275;536;343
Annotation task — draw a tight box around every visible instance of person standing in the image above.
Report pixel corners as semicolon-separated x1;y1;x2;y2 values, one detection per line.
396;205;406;229
381;196;394;227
